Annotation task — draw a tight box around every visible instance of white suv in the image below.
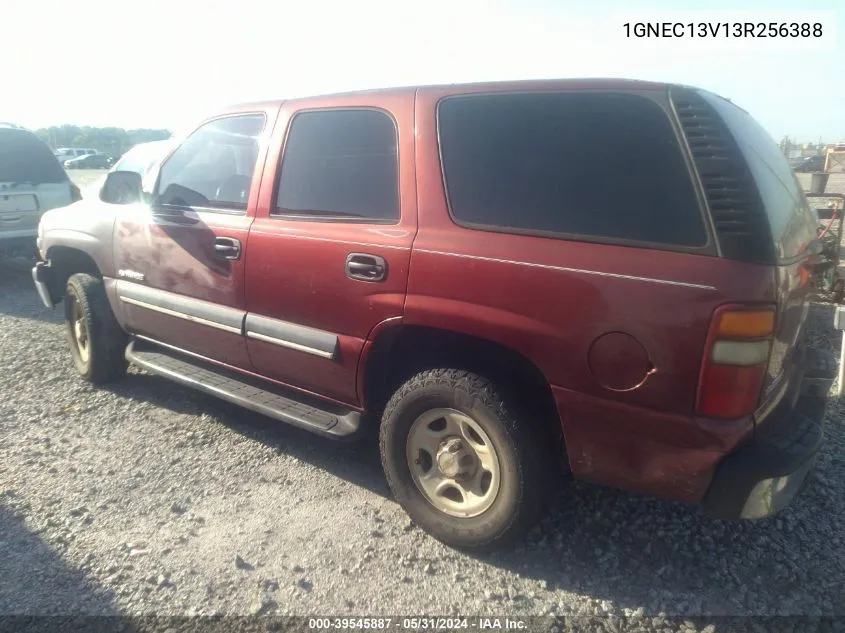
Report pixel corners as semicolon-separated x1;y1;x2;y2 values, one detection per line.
0;125;81;255
54;147;98;164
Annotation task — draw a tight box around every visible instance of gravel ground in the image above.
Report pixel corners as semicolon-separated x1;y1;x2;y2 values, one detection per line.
1;260;845;628
796;172;845;196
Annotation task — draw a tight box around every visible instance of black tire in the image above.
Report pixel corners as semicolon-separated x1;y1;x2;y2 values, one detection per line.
379;369;555;550
64;273;128;383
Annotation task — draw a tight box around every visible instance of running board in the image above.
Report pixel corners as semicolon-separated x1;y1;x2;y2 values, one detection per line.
125;339;361;439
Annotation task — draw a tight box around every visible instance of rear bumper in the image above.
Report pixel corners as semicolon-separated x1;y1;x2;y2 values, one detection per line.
32;261;56;308
702;393;825;519
0;232;37;253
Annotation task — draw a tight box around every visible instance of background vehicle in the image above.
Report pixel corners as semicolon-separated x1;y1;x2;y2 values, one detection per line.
54;147;98;163
0;125;81;255
64;153;115;169
793;155;827;172
76;139;173;199
32;80;828;550
108;139;172;176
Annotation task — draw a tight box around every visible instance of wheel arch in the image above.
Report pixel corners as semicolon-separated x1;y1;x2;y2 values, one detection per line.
46;246;102;304
360;322;566;456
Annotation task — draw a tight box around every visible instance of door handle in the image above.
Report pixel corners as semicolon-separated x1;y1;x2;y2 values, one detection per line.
152;207;199;225
346;253;387;282
213;237;241;260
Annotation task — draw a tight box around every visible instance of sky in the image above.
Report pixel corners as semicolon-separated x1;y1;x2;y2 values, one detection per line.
2;0;843;142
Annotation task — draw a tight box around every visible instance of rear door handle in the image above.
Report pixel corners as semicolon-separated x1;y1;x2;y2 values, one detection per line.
346;253;387;282
213;237;241;260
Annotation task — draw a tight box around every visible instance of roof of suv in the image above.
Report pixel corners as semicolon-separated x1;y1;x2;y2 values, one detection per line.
217;78;681;116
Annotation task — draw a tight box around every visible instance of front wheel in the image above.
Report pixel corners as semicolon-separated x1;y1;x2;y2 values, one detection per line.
65;273;128;383
379;369;555;550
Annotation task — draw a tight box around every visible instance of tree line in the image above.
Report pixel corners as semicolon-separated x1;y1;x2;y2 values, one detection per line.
35;125;172;157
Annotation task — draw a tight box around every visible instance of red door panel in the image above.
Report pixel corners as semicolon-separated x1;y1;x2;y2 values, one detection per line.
244;92;417;407
113;210;253;368
112;108;278;370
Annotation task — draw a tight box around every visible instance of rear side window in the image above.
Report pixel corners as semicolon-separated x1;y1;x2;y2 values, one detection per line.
437;92;706;248
274;109;399;222
702;94;817;261
0;129;68;184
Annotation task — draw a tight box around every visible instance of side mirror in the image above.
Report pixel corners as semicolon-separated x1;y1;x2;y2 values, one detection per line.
100;170;143;205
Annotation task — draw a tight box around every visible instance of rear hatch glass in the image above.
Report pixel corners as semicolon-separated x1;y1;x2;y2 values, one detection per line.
701;94;817;262
0;128;69;185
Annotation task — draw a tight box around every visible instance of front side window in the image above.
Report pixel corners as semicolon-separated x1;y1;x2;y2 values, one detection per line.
437;92;707;248
274;109;399;222
157;114;265;211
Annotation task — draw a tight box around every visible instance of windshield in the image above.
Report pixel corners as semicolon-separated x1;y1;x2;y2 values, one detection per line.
0;129;68;184
113;141;171;176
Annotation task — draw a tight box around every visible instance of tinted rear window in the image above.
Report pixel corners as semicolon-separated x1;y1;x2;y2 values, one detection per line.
437;92;706;248
702;93;817;261
0;129;68;184
275;109;399;221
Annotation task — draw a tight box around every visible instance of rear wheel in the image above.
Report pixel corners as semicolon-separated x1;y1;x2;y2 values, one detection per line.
65;273;128;383
379;369;555;550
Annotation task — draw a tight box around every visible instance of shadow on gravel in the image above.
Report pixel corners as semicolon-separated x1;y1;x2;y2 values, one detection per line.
101;339;845;616
0;504;120;616
110;371;845;614
0;256;35;278
467;468;845;615
110;372;391;499
0;260;59;323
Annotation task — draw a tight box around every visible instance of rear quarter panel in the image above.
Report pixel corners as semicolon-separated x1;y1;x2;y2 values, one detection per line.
409;85;777;501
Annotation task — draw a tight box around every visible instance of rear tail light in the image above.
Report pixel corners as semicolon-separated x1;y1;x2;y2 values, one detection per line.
696;305;776;419
70;182;82;202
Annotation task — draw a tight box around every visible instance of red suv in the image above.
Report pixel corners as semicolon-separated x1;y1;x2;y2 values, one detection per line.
32;79;828;550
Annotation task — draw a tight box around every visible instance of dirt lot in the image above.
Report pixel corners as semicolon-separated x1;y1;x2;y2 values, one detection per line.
1;175;845;628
